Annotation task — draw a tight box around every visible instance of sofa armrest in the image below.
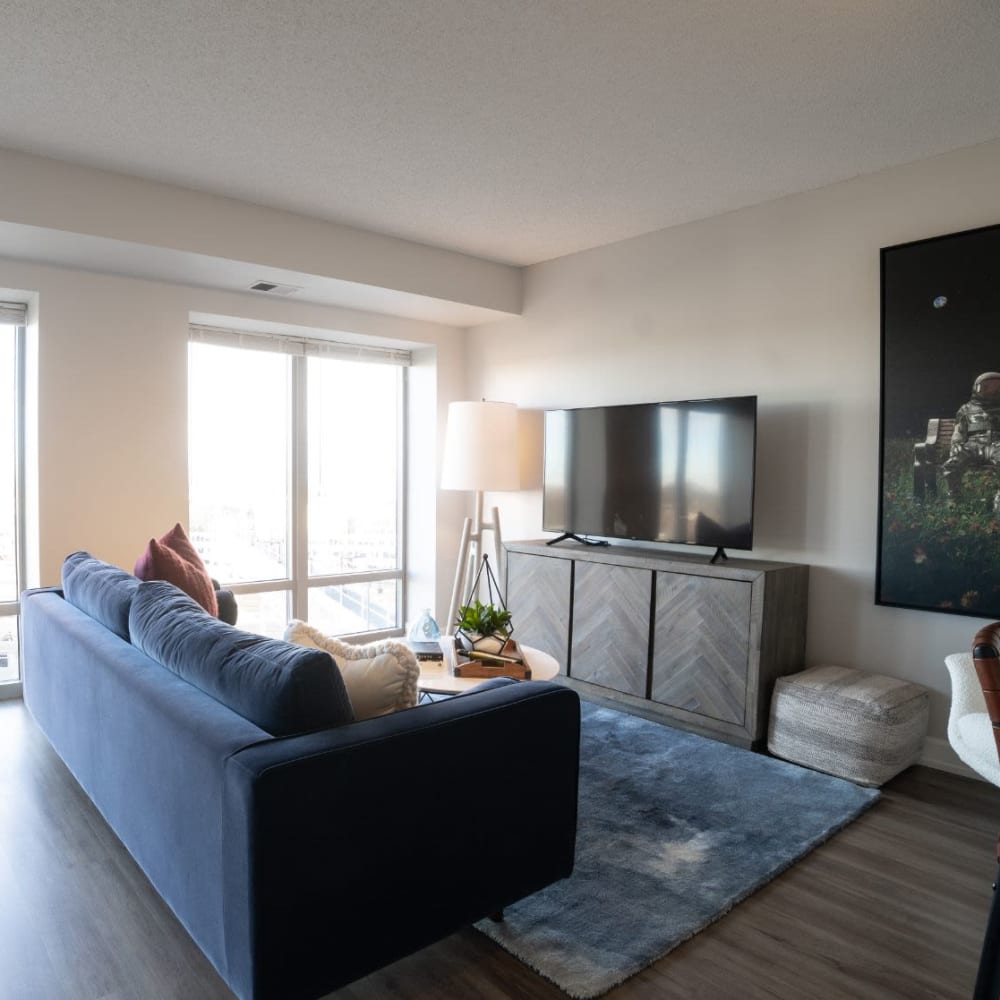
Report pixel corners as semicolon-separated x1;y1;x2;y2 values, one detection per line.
221;680;580;1000
209;578;239;625
21;586;63;599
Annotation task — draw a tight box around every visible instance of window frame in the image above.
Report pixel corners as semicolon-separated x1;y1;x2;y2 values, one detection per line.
0;314;27;693
187;330;408;642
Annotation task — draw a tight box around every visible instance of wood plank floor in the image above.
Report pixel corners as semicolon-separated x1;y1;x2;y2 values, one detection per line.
2;696;998;999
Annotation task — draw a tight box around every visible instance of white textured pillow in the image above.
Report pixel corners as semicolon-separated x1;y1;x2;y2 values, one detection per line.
284;620;419;720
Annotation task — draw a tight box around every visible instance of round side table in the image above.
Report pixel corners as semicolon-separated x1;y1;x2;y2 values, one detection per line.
417;643;559;696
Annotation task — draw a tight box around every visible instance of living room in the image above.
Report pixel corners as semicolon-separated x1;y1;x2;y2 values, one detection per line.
2;3;1000;998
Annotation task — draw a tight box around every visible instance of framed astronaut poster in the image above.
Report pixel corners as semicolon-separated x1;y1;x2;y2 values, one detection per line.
877;222;1000;619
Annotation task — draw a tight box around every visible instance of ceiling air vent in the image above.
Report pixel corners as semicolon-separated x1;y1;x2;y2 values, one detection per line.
249;280;302;295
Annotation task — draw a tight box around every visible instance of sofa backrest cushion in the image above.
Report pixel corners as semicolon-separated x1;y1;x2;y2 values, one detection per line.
62;551;140;641
129;581;355;736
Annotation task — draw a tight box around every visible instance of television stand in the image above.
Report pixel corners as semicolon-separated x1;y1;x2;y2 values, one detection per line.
710;547;728;564
504;540;808;749
546;533;610;547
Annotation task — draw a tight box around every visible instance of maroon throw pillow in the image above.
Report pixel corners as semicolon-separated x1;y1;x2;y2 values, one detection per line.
160;522;209;568
135;523;219;617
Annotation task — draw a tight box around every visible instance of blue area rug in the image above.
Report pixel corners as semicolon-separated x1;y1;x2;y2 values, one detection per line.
476;702;879;998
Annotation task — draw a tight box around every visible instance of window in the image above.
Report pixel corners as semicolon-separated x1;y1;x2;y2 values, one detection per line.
188;327;407;639
0;302;26;687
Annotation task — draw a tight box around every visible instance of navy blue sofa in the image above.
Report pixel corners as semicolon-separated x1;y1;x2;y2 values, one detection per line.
21;555;580;1000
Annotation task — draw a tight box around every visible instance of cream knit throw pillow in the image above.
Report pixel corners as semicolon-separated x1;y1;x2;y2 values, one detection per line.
284;620;419;720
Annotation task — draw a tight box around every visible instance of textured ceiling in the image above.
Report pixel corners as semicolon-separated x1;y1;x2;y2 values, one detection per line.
2;1;1000;267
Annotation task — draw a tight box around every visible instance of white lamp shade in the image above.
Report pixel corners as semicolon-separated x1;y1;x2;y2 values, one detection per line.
441;400;519;492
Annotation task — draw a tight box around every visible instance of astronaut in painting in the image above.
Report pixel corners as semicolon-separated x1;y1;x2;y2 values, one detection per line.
942;371;1000;511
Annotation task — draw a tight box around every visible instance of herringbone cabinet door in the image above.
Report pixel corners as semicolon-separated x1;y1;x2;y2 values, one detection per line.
571;561;650;696
506;551;571;666
504;540;808;745
651;572;751;724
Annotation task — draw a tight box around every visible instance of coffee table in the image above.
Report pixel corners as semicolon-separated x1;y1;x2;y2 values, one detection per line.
417;642;560;696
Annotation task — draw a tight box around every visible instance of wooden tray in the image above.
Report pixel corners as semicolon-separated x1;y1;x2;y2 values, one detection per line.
453;655;532;680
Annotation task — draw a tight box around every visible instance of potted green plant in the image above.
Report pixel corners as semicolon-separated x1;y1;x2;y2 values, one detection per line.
454;599;513;655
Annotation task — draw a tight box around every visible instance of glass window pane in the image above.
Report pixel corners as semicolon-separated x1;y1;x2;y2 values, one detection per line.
231;590;291;640
0;325;17;604
307;359;399;576
0;617;18;684
309;581;398;636
189;343;291;583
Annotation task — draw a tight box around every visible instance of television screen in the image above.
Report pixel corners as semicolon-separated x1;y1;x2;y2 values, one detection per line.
543;396;757;550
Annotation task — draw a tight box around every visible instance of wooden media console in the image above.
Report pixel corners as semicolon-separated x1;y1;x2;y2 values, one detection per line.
505;540;809;749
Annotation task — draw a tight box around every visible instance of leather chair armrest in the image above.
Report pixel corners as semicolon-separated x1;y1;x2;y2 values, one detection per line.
974;622;1000;660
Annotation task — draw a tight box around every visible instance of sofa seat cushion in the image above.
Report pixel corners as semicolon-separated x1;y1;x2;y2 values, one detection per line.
62;551;140;641
130;581;354;736
285;620;419;720
135;523;219;617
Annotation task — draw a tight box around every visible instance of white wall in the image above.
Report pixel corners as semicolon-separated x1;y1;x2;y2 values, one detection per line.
465;139;1000;753
0;258;466;623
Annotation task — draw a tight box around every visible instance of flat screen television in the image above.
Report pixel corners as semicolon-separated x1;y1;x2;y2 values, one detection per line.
543;395;757;552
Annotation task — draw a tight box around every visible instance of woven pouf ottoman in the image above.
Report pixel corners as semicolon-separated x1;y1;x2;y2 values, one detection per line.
767;665;929;787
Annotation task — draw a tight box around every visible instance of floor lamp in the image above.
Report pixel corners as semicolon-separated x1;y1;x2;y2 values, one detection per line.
440;400;519;635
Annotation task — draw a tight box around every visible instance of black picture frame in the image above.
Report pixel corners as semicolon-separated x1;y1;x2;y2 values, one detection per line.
876;222;1000;619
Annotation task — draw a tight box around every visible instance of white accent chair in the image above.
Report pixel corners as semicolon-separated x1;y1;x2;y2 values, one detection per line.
946;652;1000;787
946;624;1000;1000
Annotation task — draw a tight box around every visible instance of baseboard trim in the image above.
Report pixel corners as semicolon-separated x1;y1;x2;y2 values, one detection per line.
919;735;982;781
